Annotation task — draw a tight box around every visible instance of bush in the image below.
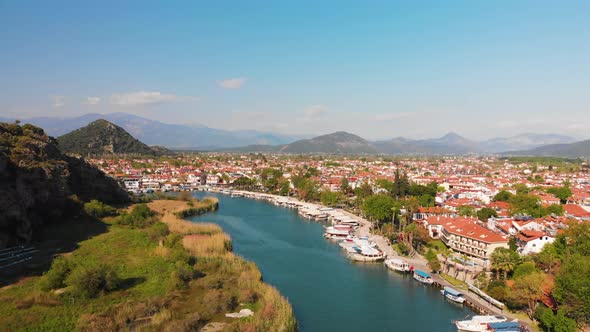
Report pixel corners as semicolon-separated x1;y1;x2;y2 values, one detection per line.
146;222;170;242
83;200;115;218
114;204;155;228
40;256;71;291
167;262;195;290
66;263;121;298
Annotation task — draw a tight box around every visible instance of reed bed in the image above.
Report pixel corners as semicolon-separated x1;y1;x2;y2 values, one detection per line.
182;233;231;256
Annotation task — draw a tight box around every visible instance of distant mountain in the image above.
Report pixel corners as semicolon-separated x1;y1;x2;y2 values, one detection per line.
374;132;479;155
505;139;590;158
57;119;165;156
279;131;377;154
480;133;577;153
11;113;301;148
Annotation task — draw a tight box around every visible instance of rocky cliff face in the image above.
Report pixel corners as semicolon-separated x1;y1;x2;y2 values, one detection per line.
0;122;129;248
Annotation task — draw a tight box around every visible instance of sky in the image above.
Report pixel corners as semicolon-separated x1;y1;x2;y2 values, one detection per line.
1;1;589;140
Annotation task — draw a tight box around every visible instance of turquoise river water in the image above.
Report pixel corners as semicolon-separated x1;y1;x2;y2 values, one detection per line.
189;192;472;331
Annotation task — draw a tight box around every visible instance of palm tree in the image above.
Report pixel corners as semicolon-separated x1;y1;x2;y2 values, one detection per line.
491;248;519;279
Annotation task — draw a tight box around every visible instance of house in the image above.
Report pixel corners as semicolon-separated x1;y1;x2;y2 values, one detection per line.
516;230;555;255
564;204;590;221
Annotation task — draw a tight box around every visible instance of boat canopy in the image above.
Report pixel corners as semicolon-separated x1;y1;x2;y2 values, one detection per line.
488;321;521;331
444;286;463;297
414;270;431;278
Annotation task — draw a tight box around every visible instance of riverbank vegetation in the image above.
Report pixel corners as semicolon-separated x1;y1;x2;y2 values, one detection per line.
0;196;296;331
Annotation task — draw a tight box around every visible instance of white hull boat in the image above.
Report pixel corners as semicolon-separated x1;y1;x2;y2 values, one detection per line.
455;315;508;332
384;258;411;272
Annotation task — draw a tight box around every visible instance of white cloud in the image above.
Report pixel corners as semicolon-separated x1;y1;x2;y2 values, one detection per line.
303;105;328;121
50;95;65;108
83;96;101;105
218;77;247;89
109;91;194;106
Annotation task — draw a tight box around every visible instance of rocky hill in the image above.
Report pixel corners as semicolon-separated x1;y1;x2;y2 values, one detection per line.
280;131;377;154
0;122;129;247
57;119;166;156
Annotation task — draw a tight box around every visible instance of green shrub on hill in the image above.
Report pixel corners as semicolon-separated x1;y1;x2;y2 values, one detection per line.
83;199;115;218
65;263;121;299
40;256;72;291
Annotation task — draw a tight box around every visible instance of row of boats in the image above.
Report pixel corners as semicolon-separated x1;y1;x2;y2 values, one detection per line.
221;189;526;332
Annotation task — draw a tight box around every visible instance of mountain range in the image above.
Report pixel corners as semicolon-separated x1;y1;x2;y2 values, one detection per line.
3;113;302;149
223;131;584;156
3;112;586;156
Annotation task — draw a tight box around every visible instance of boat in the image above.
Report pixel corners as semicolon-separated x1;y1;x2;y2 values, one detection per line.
323;227;350;240
413;270;434;284
487;321;524;332
454;315;508;332
347;245;385;262
440;286;465;304
384;258;410;272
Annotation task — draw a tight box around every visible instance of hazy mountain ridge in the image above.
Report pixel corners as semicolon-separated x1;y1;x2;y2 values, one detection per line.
3;113;581;154
9;113;301;148
505;139;590;158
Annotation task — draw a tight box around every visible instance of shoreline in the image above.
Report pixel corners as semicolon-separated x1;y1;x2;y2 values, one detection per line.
148;198;297;332
205;188;533;329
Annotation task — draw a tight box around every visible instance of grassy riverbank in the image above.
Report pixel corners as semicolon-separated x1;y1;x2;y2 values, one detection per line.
0;197;296;332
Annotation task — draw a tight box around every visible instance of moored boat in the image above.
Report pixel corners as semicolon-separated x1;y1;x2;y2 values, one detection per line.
347;245;385;262
440;286;465;304
454;315;508;332
487;321;524;332
413;270;434;284
384;258;411;272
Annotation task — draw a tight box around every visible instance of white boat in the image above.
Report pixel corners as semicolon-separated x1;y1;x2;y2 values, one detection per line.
347;245;385;262
455;315;508;332
440;286;465;304
413;270;434;284
384;258;411;272
323;227;350;240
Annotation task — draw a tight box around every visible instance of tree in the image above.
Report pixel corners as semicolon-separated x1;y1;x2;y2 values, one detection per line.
536;243;559;273
512;261;540;279
457;205;476;217
392;169;409;198
509;193;541;216
547;186;572;204
418;194;435;207
476;207;498;222
509;272;544;319
375;179;395;194
491;247;520;279
535;306;577;332
493;190;513;202
339;178;351;194
361;194;395;224
320;190;340;207
354;181;373;199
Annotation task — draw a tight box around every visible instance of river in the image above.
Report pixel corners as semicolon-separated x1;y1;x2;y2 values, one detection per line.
189;192;472;331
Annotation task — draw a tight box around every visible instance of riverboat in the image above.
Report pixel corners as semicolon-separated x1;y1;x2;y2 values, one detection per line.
440;286;465;304
347;245;385;262
454;315;508;332
412;270;434;284
384;258;411;272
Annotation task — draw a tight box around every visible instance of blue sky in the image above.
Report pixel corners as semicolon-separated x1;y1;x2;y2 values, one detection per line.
1;1;589;139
